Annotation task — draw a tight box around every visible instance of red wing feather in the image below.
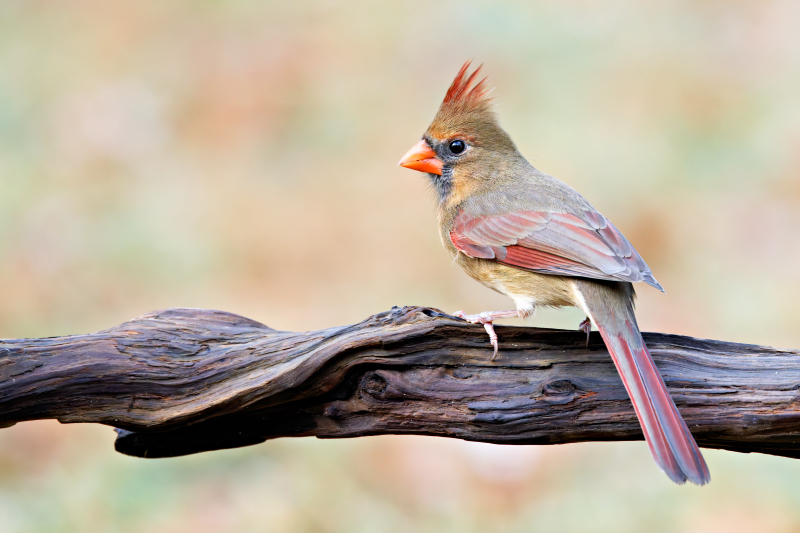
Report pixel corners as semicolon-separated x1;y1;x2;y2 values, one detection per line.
450;209;663;290
502;246;614;279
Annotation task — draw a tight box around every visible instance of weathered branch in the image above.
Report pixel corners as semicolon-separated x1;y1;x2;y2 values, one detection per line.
0;306;798;459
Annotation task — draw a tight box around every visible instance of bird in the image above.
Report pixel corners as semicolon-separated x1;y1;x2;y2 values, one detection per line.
397;61;709;485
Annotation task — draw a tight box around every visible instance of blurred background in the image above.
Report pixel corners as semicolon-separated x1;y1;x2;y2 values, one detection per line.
1;0;800;531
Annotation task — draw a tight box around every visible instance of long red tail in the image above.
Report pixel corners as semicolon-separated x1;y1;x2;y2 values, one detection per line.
575;280;710;485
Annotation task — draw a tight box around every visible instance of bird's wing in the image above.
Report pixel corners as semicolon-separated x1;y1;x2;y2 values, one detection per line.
450;209;663;291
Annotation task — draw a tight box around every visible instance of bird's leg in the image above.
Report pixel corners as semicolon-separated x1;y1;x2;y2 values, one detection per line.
578;317;592;348
452;310;520;361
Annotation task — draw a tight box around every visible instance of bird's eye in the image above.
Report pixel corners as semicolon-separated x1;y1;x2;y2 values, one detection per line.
448;140;466;154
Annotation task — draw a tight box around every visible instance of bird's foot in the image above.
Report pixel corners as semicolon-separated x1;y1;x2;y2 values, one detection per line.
578;317;592;348
452;310;519;361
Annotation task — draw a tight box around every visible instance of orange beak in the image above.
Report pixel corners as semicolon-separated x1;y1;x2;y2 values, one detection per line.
398;139;443;175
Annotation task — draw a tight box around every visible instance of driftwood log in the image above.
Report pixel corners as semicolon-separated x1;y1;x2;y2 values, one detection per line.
0;306;798;459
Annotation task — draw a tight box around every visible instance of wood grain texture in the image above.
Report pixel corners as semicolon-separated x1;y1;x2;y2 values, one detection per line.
0;306;798;459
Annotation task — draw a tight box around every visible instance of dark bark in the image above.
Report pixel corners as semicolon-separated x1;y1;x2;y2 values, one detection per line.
0;306;798;459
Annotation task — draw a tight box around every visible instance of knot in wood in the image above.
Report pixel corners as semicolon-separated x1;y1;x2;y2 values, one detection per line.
543;379;581;394
360;371;388;397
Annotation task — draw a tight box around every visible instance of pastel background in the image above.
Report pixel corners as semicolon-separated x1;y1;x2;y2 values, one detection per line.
1;1;800;531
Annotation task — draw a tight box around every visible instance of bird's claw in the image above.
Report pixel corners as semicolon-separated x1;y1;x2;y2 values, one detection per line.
452;310;519;360
484;322;499;360
455;312;499;359
452;311;491;324
578;317;592;348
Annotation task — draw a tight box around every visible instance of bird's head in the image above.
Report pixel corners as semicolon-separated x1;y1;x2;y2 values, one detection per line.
398;61;518;204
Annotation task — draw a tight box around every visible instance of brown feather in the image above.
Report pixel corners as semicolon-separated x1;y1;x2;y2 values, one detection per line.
402;62;708;485
426;62;513;153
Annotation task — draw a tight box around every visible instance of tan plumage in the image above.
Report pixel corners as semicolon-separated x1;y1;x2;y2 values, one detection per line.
398;61;709;485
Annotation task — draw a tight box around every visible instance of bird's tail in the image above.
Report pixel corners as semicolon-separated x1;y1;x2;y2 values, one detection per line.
574;279;710;485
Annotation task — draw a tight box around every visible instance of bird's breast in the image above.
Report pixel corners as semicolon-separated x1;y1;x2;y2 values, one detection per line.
452;251;578;311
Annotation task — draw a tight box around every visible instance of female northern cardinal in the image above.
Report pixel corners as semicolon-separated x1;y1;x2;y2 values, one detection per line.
398;61;709;485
